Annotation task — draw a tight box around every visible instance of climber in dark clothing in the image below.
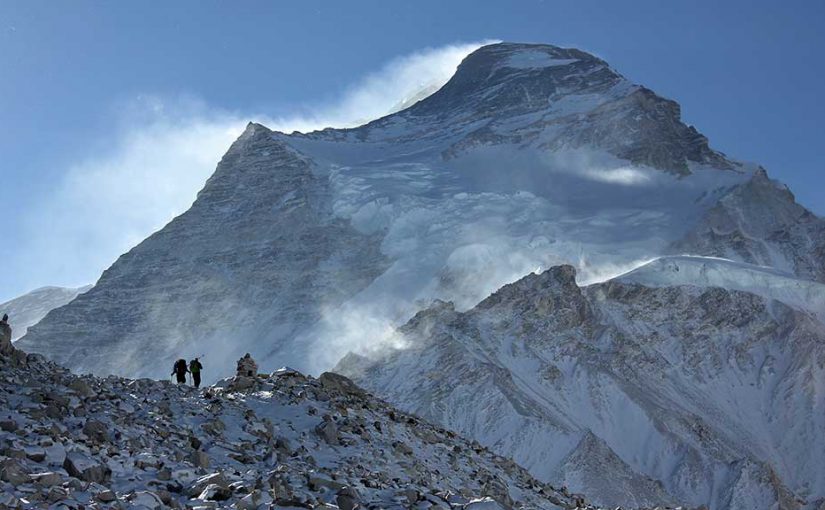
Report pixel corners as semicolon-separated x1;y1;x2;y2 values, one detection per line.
171;358;188;384
189;358;203;388
0;314;12;355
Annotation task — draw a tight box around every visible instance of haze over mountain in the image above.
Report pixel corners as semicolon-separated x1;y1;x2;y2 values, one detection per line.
18;42;825;509
0;285;91;341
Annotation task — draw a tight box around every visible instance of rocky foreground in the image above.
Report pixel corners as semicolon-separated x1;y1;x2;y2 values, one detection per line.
0;347;690;510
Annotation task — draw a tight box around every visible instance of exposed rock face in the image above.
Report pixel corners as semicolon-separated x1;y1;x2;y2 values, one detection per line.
0;347;622;510
19;125;389;377
363;43;732;175
342;263;825;510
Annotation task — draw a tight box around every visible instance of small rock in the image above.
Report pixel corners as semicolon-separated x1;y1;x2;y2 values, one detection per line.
191;449;210;468
96;489;116;503
128;490;164;509
68;379;93;397
31;471;63;487
315;417;339;445
336;486;361;510
187;472;228;497
82;419;110;443
199;483;232;501
308;476;346;492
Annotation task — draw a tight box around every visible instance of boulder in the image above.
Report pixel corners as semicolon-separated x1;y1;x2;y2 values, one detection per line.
82;419;110;443
68;379;93;397
191;449;210;468
63;451;111;484
0;459;30;485
31;471;63;487
198;483;232;501
318;372;365;397
187;472;228;497
336;486;361;510
315;416;339;445
96;489;117;503
127;490;164;509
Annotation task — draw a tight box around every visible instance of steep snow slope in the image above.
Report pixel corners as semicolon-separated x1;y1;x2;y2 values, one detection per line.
0;346;620;510
21;42;795;378
0;285;91;341
617;255;825;322
20;128;390;376
340;265;825;510
672;169;825;283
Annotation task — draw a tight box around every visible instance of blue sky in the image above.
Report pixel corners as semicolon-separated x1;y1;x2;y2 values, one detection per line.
1;0;823;301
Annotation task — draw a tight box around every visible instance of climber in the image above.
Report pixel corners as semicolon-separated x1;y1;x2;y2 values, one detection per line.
189;357;203;388
171;358;188;384
0;314;12;355
236;353;258;377
0;314;10;335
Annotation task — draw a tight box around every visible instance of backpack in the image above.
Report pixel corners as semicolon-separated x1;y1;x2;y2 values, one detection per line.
174;359;186;373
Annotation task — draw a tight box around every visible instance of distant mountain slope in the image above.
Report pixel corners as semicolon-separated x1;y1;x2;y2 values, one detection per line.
672;169;825;283
340;263;825;509
0;285;91;341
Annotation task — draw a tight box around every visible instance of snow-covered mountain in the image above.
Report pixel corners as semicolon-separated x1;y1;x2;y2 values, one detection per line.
24;42;823;379
0;285;91;341
0;345;623;510
16;42;825;508
339;259;825;509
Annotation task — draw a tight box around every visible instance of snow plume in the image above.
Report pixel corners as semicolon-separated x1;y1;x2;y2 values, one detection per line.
303;302;411;375
266;40;497;132
8;42;489;299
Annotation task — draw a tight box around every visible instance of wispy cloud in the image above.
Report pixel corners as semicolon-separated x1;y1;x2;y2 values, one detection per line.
9;41;489;299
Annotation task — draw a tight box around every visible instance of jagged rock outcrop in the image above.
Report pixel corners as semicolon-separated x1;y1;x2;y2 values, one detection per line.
341;263;825;510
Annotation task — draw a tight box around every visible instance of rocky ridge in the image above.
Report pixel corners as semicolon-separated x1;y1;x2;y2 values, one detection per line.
0;344;690;510
340;263;825;510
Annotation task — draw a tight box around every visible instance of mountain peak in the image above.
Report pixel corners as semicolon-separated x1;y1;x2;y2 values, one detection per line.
459;42;606;73
402;42;621;119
